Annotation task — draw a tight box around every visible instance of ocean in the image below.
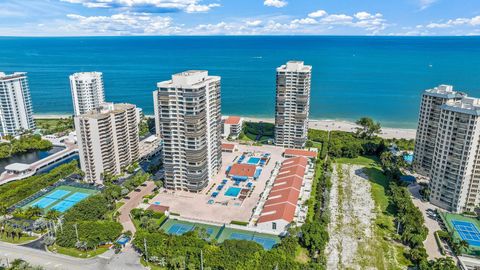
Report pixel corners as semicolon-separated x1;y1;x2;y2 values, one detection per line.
0;36;479;128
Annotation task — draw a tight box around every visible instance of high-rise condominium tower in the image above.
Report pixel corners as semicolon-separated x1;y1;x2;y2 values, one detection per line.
427;97;480;213
75;102;139;183
413;85;465;176
153;70;222;192
70;72;105;116
274;61;312;149
0;72;35;137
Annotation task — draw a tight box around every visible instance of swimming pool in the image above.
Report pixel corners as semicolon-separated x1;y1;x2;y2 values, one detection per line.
247;157;261;165
225;187;242;197
404;154;414;164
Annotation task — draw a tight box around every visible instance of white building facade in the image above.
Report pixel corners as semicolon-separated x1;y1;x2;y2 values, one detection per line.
274;61;312;149
153;70;222;192
70;72;105;116
414;85;465;176
428;97;480;213
0;72;35;137
75;103;139;183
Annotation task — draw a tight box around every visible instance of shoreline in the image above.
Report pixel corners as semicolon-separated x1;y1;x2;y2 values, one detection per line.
33;114;416;140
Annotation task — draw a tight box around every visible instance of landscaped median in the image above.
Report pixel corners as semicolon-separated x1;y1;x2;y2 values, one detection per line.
48;244;110;258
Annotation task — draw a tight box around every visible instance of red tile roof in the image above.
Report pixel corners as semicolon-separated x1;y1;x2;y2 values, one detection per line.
282;156;308;168
224;116;242;125
284;148;317;158
271;176;303;192
264;188;300;207
147;204;170;213
222;143;236;150
277;166;306;179
228;163;257;177
257;202;296;223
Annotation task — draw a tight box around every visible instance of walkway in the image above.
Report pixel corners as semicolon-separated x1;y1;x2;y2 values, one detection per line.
408;183;444;260
118;181;156;234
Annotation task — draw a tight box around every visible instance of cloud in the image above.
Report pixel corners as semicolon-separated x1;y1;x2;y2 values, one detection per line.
423;15;480;29
419;0;438;10
291;18;317;25
66;12;178;34
61;0;220;13
263;0;287;8
245;20;263;27
320;14;354;25
308;10;327;18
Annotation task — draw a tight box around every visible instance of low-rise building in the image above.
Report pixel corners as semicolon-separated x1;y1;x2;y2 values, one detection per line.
283;148;318;159
256;156;308;233
221;143;238;153
222;116;243;139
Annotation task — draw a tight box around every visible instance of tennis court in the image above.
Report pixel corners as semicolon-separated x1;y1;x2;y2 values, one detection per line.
440;211;480;256
24;185;98;213
160;218;279;249
452;220;480;247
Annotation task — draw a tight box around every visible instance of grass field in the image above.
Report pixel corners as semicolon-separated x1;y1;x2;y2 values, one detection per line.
0;234;38;244
48;244;109;258
337;156;411;269
35;118;73;135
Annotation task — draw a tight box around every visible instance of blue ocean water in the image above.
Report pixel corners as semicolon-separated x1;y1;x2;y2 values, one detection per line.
0;36;479;128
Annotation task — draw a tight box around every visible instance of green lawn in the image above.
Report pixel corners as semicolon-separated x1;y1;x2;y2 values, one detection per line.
336;156;411;269
0;234;38;244
48;244;109;258
35;118;73;135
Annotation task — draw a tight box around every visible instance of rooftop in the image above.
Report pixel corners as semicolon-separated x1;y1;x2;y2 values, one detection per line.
228;163;257;177
257;202;297;223
5;163;31;172
0;72;27;81
157;70;220;88
221;143;236;150
443;97;480;115
277;61;312;72
224;116;242;125
424;84;466;99
284;148;317;158
78;102;136;119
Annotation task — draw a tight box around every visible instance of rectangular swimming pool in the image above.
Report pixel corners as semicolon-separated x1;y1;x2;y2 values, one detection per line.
225;187;242;197
247;157;261;165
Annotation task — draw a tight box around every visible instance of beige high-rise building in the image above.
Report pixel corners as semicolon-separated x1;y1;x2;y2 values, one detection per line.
413;85;465;176
75;102;139;183
274;61;312;149
153;70;222;192
428;97;480;213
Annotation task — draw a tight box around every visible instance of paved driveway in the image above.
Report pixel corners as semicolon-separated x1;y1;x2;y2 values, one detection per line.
118;181;156;234
0;241;145;270
408;183;444;260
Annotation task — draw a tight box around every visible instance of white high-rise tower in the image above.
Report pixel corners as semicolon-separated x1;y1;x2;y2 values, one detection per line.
0;72;35;137
70;72;105;116
153;70;222;192
274;61;312;149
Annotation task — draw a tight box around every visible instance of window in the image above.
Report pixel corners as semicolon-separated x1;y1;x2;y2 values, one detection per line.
272;222;277;230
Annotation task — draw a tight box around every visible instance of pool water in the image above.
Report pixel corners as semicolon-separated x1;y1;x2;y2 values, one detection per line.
247;157;261;165
225;187;242;197
404;154;414;164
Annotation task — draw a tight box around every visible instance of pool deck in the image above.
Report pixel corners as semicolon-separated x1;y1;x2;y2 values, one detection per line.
150;143;286;224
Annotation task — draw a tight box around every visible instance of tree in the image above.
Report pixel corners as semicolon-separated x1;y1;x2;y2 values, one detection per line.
355;117;381;139
429;257;457;270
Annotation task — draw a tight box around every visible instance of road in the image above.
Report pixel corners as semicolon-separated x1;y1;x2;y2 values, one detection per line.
118;181;156;233
408;183;444;260
0;241;145;270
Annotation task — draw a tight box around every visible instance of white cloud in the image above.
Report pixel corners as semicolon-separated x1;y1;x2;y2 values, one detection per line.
66;13;178;35
291;18;317;25
308;10;327;18
423;15;480;29
263;0;287;8
245;20;263;27
320;14;354;25
61;0;220;13
419;0;438;10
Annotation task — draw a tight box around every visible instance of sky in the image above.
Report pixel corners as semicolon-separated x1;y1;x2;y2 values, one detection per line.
0;0;479;36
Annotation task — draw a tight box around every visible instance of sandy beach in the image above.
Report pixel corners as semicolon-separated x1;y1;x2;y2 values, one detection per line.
34;114;416;140
243;117;416;140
